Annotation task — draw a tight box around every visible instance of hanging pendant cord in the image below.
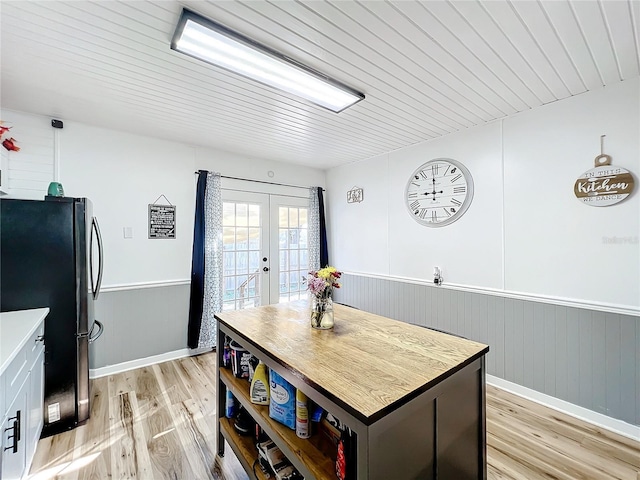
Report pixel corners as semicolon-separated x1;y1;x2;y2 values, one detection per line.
194;171;324;191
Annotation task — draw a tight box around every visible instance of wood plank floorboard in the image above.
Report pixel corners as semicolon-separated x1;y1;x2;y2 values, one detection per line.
28;353;639;479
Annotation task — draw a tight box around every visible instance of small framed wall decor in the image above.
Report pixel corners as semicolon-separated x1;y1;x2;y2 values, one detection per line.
149;194;176;239
347;186;364;203
574;136;635;207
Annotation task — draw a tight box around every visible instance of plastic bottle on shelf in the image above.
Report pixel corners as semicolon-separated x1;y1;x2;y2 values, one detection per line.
250;361;270;405
296;389;310;439
225;390;236;418
222;337;231;368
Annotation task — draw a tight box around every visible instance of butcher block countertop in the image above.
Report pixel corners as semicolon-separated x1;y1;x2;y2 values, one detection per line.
215;300;489;424
0;308;49;376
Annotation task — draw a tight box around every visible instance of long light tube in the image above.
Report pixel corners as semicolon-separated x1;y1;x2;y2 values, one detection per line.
171;9;364;113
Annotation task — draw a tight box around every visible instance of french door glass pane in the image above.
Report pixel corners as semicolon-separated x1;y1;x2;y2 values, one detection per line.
249;251;260;271
248;205;260;226
223;201;262;310
278;206;309;304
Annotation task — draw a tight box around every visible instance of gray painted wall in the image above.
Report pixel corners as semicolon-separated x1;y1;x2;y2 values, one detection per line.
90;284;190;369
334;274;639;427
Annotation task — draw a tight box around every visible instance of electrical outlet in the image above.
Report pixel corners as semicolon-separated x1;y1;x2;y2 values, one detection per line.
123;227;133;239
433;267;443;285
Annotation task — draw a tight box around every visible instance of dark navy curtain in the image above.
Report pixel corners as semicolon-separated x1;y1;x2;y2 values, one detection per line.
317;187;329;267
187;171;208;349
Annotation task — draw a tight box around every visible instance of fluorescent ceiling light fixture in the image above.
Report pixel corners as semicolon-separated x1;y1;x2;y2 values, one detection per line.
171;9;364;113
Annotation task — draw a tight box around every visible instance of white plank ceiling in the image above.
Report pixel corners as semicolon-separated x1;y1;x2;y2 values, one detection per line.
1;0;639;169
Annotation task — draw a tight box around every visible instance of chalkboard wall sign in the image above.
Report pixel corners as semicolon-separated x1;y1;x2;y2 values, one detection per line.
149;201;176;239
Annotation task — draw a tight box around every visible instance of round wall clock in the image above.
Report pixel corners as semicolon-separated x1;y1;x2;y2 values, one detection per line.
404;158;474;227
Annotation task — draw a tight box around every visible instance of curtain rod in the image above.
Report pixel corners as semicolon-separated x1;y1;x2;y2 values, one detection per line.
194;171;324;191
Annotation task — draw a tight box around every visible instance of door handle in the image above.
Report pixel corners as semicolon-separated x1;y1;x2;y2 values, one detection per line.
89;320;104;344
90;217;104;300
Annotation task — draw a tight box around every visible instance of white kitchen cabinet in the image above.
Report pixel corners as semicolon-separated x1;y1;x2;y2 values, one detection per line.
1;382;27;480
24;346;44;471
0;309;48;480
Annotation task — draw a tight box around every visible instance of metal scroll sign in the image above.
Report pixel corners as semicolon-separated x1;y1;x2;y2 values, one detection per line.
347;186;364;203
574;136;635;207
149;196;176;239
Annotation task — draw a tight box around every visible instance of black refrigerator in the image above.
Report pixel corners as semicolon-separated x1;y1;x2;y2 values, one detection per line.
0;196;104;437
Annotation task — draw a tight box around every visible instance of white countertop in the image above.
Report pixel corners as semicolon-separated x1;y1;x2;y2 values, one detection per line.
0;308;49;376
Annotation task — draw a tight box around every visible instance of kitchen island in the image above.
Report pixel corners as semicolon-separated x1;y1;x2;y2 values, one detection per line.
215;300;489;480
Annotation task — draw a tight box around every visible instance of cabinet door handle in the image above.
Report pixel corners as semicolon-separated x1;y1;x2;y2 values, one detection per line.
4;411;20;453
10;410;21;441
4;421;18;453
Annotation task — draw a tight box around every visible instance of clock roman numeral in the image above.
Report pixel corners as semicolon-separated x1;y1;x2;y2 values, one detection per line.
451;174;462;183
407;192;418;199
443;208;451;217
453;186;466;194
431;211;437;222
432;164;439;176
410;200;420;210
419;170;428;179
451;198;462;206
411;181;420;187
419;209;428;219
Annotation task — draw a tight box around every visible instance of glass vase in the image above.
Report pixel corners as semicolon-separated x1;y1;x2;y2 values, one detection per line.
310;296;334;329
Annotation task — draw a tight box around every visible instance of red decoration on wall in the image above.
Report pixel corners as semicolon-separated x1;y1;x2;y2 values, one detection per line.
2;137;20;152
0;121;20;152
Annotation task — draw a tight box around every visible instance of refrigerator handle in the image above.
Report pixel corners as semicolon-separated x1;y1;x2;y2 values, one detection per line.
90;216;104;300
88;320;104;344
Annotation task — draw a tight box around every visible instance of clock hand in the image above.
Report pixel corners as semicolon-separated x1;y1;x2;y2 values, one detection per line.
431;178;439;197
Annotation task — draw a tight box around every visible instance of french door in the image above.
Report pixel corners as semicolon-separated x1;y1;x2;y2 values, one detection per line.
270;196;309;304
221;191;309;311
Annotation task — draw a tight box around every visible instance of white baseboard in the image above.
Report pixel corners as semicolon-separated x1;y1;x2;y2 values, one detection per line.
487;374;640;441
89;347;213;379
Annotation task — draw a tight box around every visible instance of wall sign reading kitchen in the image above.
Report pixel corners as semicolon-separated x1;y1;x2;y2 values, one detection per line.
148;204;176;239
574;136;635;207
574;167;634;206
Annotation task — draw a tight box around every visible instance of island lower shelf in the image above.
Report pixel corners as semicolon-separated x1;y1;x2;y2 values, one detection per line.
219;367;336;480
219;417;269;480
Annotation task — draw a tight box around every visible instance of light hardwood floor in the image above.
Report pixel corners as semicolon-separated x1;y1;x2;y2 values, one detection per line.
29;353;640;480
